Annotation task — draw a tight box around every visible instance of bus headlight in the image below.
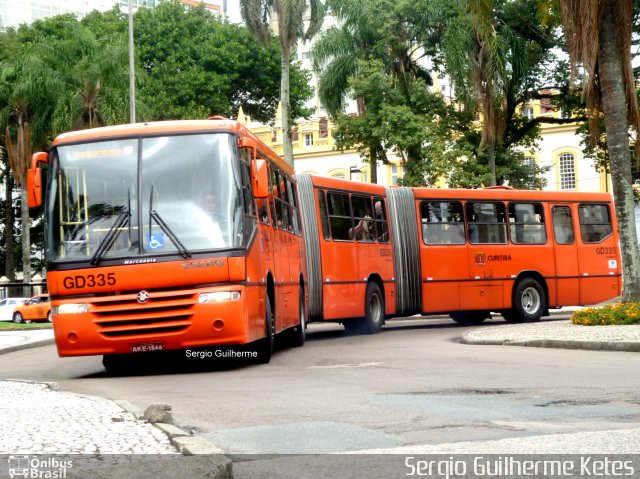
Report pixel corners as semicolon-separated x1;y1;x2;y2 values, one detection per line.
53;303;88;314
198;292;241;303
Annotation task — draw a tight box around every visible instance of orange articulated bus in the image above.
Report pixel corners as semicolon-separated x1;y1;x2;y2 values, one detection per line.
298;177;621;329
27;118;307;369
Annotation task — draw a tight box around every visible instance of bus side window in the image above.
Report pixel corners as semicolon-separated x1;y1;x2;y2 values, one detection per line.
552;206;574;244
257;198;270;224
327;192;353;241
287;179;302;235
579;204;612;243
467;202;507;244
269;167;281;229
373;197;389;243
240;162;256;216
351;195;374;242
420;201;465;245
508;203;546;244
317;190;331;240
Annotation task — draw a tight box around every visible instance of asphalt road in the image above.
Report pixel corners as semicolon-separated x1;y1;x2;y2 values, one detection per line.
2;314;639;460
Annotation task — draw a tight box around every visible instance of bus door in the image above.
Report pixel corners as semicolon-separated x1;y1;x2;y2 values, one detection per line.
270;170;292;331
575;203;620;305
320;190;360;320
419;200;468;313
464;201;508;311
550;204;580;306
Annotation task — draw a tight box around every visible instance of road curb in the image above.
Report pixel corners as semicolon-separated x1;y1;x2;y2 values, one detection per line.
0;337;55;355
460;334;640;352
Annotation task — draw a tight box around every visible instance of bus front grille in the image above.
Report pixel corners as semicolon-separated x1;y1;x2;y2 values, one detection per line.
91;291;197;338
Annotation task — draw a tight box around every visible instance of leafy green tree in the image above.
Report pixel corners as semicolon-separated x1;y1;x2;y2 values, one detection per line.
135;2;311;123
560;0;640;301
241;0;324;166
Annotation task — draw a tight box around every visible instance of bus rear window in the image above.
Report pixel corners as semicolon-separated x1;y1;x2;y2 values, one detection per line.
579;204;612;243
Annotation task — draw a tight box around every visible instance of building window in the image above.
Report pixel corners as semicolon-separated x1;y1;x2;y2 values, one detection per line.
558;108;571;119
559;153;576;190
523;156;535;168
304;133;314;146
302;51;311;60
329;169;348;180
522;107;534;120
391;165;400;186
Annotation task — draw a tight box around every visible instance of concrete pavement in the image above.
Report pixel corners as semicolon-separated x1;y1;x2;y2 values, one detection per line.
0;311;639;477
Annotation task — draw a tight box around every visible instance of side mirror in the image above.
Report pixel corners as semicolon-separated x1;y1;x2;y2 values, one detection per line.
251;159;269;199
27;152;48;208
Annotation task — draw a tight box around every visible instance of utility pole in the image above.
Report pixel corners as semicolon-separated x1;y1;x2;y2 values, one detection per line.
128;0;136;123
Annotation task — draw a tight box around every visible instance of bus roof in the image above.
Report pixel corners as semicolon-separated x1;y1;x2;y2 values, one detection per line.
304;174;388;195
51;118;293;175
411;187;614;203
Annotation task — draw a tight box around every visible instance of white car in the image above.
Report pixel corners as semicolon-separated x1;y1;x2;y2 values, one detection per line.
0;298;29;322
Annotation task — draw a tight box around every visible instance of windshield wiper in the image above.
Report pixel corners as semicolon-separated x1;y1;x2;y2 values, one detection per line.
90;210;130;266
148;185;191;259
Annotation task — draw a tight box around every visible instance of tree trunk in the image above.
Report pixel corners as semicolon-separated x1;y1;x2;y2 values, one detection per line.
20;184;31;295
280;48;294;167
368;147;378;184
598;0;640;301
4;173;15;281
488;140;496;186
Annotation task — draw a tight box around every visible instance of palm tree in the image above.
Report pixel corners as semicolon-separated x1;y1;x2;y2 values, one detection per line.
0;52;57;286
240;0;325;167
311;0;431;183
443;0;505;187
35;23;129;134
560;0;640;301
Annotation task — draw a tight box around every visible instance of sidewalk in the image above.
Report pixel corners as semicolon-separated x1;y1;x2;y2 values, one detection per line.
0;326;232;479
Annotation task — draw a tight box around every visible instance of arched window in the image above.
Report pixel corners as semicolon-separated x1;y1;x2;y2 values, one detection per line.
329;169;348;180
559;153;576;190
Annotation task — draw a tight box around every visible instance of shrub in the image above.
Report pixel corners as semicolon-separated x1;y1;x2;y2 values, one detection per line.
572;303;640;326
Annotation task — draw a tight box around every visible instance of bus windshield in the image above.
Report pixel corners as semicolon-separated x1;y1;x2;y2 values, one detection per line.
46;133;244;263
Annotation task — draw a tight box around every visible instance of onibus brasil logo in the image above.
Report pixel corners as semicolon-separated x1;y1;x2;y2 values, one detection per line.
7;456;72;478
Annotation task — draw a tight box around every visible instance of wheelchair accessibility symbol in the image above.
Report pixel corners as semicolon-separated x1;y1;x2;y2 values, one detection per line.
147;233;165;250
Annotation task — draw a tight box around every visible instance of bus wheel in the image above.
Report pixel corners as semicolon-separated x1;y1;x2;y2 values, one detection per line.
450;311;489;325
288;286;306;348
362;282;385;334
256;296;274;363
103;354;128;373
511;278;546;323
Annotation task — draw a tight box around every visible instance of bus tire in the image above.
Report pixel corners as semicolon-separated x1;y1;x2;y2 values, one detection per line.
256;295;274;363
511;278;546;323
450;311;489;325
103;354;127;373
288;286;306;348
362;282;385;334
